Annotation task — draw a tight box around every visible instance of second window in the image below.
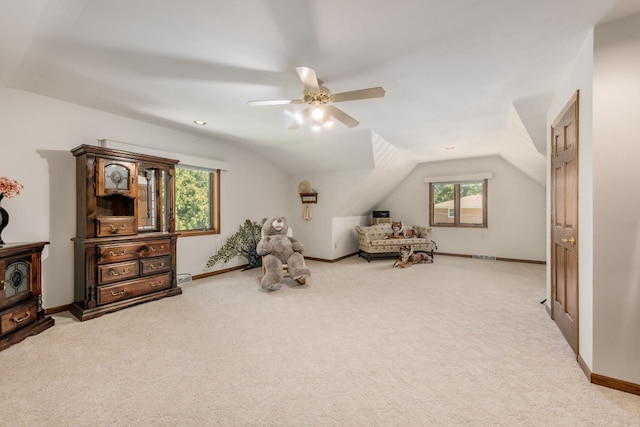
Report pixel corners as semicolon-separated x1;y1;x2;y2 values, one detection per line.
430;180;487;227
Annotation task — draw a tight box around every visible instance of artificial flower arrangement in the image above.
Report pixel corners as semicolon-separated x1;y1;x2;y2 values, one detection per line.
0;176;24;199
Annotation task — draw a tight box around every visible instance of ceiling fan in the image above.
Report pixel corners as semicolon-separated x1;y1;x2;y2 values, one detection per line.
248;66;385;130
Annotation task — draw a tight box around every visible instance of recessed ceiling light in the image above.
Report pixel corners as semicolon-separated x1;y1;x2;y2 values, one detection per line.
193;120;206;125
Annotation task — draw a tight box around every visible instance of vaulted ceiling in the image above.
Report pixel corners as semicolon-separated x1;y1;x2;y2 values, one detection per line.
2;0;639;176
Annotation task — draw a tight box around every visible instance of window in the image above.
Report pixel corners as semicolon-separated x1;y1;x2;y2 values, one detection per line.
430;179;487;227
175;166;220;236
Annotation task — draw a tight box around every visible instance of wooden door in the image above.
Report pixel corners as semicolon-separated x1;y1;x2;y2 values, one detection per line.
550;91;579;355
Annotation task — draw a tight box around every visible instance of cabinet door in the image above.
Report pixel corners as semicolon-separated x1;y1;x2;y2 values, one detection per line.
96;157;138;198
0;256;33;308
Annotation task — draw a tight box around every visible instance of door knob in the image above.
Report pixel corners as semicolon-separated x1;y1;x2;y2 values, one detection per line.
561;237;576;245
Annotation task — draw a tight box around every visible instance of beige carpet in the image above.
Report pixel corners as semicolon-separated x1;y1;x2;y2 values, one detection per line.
1;255;638;426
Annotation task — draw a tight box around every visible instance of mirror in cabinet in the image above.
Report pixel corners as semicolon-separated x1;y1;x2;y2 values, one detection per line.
137;165;172;233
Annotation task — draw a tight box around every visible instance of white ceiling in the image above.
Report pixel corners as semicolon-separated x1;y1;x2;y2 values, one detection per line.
2;0;639;175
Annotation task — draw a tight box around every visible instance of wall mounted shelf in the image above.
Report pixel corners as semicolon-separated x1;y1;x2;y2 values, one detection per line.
299;193;318;204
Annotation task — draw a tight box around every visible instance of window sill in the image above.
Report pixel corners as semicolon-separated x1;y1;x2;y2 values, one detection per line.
430;224;487;228
177;229;219;238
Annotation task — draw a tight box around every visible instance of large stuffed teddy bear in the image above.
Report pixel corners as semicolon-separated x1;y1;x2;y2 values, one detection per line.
256;217;310;291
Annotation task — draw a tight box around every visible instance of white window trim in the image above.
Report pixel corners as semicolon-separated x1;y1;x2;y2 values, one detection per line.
424;172;493;184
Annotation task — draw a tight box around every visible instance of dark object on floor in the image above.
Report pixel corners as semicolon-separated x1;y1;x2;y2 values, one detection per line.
246;249;262;270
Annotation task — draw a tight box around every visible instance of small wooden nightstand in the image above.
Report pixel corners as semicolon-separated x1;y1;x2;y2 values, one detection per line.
0;241;54;351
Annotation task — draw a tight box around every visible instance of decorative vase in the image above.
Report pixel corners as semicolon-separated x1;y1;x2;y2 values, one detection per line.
0;194;8;245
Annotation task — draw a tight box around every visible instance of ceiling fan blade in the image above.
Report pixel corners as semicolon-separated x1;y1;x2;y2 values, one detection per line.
248;99;303;106
296;66;320;92
331;87;386;103
327;105;359;128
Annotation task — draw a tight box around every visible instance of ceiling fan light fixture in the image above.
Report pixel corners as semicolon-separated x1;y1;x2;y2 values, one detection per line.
248;66;385;130
323;119;334;128
311;105;324;120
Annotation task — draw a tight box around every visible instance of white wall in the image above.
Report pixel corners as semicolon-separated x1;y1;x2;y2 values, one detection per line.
546;29;595;369
331;215;369;259
376;156;546;261
542;15;640;387
287;166;417;260
592;13;640;384
287;133;418;260
288;169;372;259
0;88;290;309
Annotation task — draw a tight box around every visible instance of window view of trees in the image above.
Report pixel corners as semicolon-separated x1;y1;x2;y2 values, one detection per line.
175;167;211;231
460;182;483;198
433;182;483;204
430;180;487;227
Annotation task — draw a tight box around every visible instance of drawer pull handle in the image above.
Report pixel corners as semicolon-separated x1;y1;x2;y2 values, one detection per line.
149;280;163;287
109;250;127;257
110;289;126;296
150;263;165;270
109;268;129;276
149;245;164;252
108;224;128;234
11;311;31;323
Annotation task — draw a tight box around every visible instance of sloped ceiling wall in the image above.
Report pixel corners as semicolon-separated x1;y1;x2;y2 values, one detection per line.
337;131;420;216
500;103;546;187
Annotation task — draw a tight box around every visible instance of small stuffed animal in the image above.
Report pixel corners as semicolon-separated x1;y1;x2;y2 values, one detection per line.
393;245;432;268
256;217;310;291
388;221;418;239
388;221;404;239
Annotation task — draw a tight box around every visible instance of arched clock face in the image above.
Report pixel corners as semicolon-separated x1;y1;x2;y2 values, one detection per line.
5;261;29;298
104;163;130;190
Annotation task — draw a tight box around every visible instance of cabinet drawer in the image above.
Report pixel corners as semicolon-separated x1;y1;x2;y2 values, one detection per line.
98;242;143;263
140;256;171;275
97;260;139;285
1;301;37;335
96;216;137;237
97;273;171;305
97;239;171;264
139;241;170;258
